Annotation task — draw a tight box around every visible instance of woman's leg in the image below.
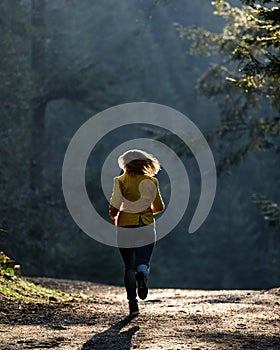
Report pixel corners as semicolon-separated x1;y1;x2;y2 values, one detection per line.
135;243;155;300
135;226;156;300
135;224;156;277
118;247;137;302
135;242;155;277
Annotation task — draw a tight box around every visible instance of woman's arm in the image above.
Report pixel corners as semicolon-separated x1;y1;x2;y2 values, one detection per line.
109;205;119;226
109;177;122;224
151;178;165;215
109;205;119;220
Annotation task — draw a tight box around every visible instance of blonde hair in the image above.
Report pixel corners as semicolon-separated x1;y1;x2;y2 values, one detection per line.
118;149;160;176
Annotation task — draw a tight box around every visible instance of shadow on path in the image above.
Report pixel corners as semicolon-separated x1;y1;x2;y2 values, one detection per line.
81;316;139;350
196;331;280;349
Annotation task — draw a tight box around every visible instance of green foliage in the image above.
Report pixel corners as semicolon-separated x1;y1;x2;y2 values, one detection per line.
1;0;279;289
177;0;280;229
0;252;14;277
177;0;280;147
0;275;77;303
213;0;280;106
252;193;280;228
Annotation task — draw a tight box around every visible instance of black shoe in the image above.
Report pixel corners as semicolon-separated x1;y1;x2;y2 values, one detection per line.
136;272;148;300
129;301;139;317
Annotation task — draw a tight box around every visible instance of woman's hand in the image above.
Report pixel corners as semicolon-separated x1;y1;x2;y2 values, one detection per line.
109;205;119;226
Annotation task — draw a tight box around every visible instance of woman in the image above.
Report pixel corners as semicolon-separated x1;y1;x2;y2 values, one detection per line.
109;149;165;317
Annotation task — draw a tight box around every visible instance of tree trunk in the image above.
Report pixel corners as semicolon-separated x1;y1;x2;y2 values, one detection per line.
30;0;47;273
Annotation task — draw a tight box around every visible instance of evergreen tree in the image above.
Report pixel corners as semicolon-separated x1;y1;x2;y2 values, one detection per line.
0;1;33;265
177;0;280;228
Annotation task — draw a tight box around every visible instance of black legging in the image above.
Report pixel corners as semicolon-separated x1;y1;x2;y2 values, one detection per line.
118;220;156;302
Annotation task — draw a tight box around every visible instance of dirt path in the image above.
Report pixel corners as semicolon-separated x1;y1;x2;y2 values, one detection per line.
1;278;279;349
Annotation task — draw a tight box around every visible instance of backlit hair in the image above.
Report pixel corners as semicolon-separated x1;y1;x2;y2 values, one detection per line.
118;149;160;176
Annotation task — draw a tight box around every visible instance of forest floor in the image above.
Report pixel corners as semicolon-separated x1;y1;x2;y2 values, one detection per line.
0;277;279;350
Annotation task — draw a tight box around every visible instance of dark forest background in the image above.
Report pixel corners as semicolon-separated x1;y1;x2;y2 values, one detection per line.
1;0;279;290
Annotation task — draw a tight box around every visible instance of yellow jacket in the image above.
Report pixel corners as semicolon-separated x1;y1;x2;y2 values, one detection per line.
109;173;165;226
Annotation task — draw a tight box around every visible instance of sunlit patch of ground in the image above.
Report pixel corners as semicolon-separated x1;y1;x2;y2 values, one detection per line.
0;278;279;349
